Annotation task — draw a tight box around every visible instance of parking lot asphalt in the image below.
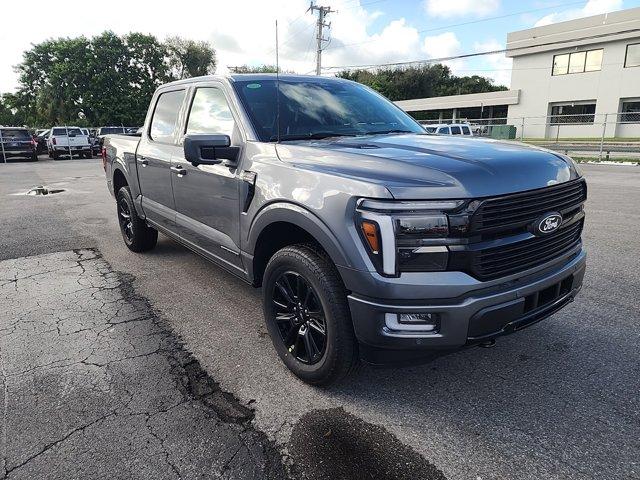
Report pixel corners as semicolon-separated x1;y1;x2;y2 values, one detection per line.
1;156;639;479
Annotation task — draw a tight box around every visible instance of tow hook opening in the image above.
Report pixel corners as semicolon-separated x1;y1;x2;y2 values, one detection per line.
478;339;496;348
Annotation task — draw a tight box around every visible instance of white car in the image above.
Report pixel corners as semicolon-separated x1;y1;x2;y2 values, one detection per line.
424;123;473;136
47;126;92;160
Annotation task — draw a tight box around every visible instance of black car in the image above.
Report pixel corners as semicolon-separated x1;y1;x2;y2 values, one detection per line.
0;127;38;161
34;129;50;155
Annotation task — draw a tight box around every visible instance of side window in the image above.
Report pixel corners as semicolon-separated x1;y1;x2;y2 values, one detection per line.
186;87;235;136
461;126;471;135
451;126;462;135
438;127;450;135
150;89;186;143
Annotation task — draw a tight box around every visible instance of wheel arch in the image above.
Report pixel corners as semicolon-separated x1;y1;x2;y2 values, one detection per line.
247;202;350;287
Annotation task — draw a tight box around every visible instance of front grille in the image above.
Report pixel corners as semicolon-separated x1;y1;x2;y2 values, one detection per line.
471;219;583;280
472;179;587;234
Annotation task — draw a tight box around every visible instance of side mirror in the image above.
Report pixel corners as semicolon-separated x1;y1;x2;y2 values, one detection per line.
184;134;240;167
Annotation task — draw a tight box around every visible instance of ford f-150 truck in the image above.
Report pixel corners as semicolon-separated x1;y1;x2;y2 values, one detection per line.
103;74;586;385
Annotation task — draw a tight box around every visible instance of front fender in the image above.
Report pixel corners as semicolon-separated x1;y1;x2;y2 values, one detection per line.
246;201;351;269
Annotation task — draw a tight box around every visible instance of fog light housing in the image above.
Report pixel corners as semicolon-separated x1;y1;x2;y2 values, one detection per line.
385;312;440;333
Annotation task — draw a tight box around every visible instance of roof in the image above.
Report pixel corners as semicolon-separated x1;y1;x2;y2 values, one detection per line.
163;73;349;88
506;6;640;58
395;90;520;112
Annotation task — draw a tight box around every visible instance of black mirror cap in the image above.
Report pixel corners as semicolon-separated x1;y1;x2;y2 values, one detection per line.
184;134;239;166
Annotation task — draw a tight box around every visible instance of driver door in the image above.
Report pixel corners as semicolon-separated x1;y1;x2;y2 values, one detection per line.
172;85;245;273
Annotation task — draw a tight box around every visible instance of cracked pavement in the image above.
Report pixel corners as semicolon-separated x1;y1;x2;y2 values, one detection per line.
1;157;639;479
0;249;286;479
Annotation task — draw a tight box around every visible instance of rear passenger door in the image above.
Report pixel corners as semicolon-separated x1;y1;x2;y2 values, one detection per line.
171;84;245;273
136;88;187;232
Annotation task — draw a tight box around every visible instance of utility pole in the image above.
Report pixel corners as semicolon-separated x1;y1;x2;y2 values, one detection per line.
308;2;335;75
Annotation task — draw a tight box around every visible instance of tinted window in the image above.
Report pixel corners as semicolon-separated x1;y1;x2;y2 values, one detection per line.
451;126;462;135
100;127;125;135
550;104;596;124
625;43;640;68
233;79;423;142
186;88;235;136
437;127;450;134
150;90;186;143
52;128;82;136
461;126;471;135
620;101;640;123
0;129;30;139
424;127;436;133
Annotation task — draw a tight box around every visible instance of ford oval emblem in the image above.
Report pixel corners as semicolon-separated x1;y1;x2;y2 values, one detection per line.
535;212;563;235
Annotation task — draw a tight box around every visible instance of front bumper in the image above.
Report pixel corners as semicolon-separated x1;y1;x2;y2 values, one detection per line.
344;248;586;365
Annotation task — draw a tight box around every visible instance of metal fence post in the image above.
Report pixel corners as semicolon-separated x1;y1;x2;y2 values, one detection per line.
599;113;607;161
0;128;5;164
520;117;525;141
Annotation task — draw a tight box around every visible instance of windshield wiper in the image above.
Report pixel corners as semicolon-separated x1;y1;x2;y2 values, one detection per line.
269;132;357;142
363;129;415;135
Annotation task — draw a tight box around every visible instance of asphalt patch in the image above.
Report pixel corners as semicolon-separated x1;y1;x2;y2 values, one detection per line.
288;408;446;480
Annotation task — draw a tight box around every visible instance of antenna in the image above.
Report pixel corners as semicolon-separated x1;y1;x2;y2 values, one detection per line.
275;19;281;143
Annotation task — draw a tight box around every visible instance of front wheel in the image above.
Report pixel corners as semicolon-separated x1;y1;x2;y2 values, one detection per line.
262;245;358;385
116;186;157;252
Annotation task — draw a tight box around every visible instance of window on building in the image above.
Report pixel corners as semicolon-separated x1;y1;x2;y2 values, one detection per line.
550;103;596;124
625;43;640;68
552;49;603;75
620;101;640;123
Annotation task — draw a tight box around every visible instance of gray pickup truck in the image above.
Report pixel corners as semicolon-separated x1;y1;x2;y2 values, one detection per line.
103;74;586;385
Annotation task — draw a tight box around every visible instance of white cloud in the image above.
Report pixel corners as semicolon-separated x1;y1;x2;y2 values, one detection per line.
471;40;512;87
534;0;623;27
424;0;500;18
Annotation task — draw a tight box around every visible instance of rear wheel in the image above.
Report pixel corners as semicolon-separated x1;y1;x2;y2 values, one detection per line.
116;186;157;252
30;152;38;162
52;151;60;160
262;245;358;385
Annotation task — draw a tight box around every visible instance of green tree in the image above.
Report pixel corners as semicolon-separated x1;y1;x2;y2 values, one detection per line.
5;32;217;127
337;65;506;101
165;37;216;79
229;65;293;74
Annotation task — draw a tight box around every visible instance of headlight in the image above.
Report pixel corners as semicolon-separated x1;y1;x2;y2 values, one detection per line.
356;199;467;276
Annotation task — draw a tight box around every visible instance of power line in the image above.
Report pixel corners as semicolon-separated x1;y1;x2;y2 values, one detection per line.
322;27;640;71
324;0;587;51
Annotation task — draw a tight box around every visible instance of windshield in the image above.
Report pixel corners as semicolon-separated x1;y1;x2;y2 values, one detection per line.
0;129;31;139
233;79;424;142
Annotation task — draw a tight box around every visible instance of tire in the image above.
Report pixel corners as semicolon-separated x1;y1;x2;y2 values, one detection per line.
262;244;358;386
116;186;157;252
52;151;60;160
30;152;38;162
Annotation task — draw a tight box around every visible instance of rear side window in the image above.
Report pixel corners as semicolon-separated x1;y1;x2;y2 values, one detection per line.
186;87;235;136
461;126;471;135
150;89;186;143
437;127;450;134
451;126;462;135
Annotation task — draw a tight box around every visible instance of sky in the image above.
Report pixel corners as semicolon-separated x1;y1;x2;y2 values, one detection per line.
1;0;639;93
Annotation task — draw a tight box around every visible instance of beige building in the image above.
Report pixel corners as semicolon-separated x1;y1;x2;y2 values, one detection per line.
396;7;640;139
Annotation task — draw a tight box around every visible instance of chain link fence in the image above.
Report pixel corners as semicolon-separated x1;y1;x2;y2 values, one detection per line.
418;112;640;161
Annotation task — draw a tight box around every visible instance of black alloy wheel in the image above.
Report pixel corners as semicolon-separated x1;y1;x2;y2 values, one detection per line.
272;271;327;364
118;195;134;242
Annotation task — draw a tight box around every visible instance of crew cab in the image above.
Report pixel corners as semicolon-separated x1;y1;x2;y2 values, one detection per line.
424;123;473;136
103;74;586;385
47;126;92;159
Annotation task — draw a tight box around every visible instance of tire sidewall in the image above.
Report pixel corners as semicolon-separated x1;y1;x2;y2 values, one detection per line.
116;187;136;248
263;249;344;383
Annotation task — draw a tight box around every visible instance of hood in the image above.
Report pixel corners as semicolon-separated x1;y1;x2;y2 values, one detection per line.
275;134;581;199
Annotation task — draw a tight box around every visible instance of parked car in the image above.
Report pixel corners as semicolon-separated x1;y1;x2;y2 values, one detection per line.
0;127;38;161
47;126;92;159
79;128;99;156
424;123;473;136
103;74;586;385
34;129;50;155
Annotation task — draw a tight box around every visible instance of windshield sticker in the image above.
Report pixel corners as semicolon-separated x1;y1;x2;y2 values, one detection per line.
246;83;262;89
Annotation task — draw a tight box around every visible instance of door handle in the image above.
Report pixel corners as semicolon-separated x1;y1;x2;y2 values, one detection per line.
139;156;148;166
171;165;187;176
